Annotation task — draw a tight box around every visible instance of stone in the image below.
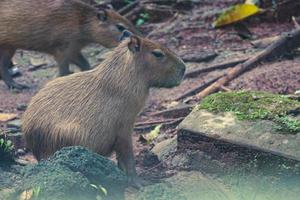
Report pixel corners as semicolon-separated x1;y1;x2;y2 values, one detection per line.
10;146;127;200
151;136;177;161
134;171;234;200
179;109;300;161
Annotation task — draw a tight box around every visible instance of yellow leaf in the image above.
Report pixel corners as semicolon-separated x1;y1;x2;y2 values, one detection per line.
29;56;47;67
0;113;17;122
99;185;107;196
213;4;261;28
141;125;162;144
19;189;33;200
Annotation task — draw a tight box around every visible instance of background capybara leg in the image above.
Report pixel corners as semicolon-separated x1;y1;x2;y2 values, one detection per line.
70;51;91;71
53;50;71;76
0;47;26;89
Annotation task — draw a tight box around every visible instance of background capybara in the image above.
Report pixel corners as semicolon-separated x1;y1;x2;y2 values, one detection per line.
0;0;139;89
22;31;186;183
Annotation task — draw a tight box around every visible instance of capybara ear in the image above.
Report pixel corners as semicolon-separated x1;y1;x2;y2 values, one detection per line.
105;4;113;10
119;30;132;41
97;10;107;21
95;3;113;10
128;35;141;53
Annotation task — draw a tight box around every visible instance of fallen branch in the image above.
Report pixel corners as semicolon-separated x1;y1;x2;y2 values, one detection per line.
220;85;232;92
118;0;140;15
135;118;179;127
150;104;194;118
251;36;280;49
182;52;218;63
191;27;300;101
134;117;184;133
292;16;300;29
174;76;223;101
124;5;143;19
184;58;247;79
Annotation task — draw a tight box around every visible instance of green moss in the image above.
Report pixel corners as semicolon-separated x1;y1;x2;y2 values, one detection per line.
198;91;300;134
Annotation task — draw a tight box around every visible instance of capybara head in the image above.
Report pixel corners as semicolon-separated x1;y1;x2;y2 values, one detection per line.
119;31;186;88
87;8;141;48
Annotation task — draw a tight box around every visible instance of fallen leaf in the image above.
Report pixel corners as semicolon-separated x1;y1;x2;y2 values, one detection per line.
0;113;18;122
29;56;47;67
140;125;162;144
213;4;262;28
19;189;33;200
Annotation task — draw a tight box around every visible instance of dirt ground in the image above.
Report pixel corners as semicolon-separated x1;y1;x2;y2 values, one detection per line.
0;0;300;183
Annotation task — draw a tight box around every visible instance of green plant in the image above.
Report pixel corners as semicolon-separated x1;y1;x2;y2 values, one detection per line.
90;184;107;200
275;116;300;134
0;131;14;160
136;12;150;26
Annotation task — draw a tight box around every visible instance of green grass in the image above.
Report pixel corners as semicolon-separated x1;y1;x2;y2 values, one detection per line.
197;91;300;134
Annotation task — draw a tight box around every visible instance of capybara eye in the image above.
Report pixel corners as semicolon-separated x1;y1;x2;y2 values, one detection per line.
152;49;165;58
97;10;107;21
116;23;126;32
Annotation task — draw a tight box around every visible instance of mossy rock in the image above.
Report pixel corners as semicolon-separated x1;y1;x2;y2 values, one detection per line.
179;91;300;161
13;163;97;200
198;91;300;134
11;146;127;200
50;146;127;194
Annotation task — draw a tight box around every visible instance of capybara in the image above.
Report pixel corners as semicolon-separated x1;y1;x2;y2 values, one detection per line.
0;0;139;89
22;31;186;183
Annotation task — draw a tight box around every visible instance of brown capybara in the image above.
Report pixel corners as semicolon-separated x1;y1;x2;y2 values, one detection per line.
22;31;186;183
0;0;139;89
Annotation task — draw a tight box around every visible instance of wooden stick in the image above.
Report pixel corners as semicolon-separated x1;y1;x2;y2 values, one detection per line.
118;0;139;15
184;58;247;79
292;16;300;29
174;76;223;101
135;118;179;127
134;117;184;133
220;85;232;92
192;27;300;100
150;104;194;118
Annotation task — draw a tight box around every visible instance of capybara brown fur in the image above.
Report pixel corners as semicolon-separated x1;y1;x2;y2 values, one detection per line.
0;0;139;89
22;31;186;182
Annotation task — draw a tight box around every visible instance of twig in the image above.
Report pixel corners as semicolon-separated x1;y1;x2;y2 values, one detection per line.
174;76;223;101
150;104;194;118
124;5;143;19
251;36;280;49
184;58;247;79
118;0;140;15
220;85;232;92
182;52;218;63
134;117;184;133
191;27;300;101
135;118;179;127
292;16;300;29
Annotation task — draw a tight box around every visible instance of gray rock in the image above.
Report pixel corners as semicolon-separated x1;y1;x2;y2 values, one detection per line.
151;137;177;161
134;171;234;200
179;109;300;161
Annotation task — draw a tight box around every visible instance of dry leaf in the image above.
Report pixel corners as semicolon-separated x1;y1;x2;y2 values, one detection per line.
30;56;47;67
19;189;33;200
0;113;18;122
213;4;261;28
